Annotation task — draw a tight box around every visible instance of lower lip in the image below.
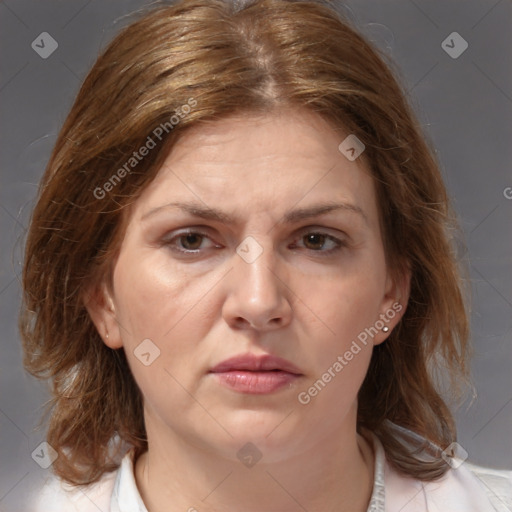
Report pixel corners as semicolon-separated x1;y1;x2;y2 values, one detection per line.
211;370;301;394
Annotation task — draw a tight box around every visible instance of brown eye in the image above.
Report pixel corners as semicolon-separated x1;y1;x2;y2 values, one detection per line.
292;231;345;255
163;230;217;254
303;233;327;250
179;233;204;250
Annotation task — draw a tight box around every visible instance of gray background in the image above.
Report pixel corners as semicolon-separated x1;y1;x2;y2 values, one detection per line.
1;0;511;510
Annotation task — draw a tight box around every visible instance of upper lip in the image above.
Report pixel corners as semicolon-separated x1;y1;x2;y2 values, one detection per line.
210;354;303;375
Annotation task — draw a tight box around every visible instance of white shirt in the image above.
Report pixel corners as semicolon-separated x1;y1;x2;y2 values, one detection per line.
31;433;512;512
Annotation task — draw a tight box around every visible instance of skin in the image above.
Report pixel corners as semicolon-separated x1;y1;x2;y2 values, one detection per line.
87;107;409;512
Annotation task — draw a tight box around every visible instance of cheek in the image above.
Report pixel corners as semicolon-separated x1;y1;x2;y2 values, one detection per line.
327;273;384;341
111;246;226;389
298;251;387;356
111;248;217;406
293;271;381;426
112;248;206;343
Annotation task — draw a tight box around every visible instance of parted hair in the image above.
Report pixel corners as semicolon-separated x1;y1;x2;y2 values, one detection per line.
20;0;470;485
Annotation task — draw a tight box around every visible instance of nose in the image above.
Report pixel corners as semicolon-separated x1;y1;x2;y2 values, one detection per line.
222;238;293;332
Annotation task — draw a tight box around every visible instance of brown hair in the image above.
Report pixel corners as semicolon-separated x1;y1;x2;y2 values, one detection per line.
20;0;470;485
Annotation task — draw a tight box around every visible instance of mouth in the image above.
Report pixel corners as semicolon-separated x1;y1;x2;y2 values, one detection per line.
209;353;303;394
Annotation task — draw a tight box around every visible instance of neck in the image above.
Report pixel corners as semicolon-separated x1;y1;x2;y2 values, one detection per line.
134;410;375;512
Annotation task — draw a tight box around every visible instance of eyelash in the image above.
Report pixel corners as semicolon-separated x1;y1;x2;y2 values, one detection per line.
163;229;346;256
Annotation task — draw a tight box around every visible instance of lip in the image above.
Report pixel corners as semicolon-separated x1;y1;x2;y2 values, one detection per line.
210;354;303;374
209;354;303;394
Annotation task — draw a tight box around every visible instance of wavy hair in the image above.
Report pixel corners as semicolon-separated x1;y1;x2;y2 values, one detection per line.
20;0;470;485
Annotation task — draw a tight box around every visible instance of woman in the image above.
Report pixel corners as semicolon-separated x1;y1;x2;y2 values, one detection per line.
20;0;511;511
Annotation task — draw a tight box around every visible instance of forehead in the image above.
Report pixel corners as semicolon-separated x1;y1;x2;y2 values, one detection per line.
131;108;379;229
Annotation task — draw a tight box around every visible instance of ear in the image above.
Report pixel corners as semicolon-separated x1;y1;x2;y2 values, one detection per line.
83;279;123;349
373;265;411;346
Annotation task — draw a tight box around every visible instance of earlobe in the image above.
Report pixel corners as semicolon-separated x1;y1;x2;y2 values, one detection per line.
372;299;405;346
83;281;123;349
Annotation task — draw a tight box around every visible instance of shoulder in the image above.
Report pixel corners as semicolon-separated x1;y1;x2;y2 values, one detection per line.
364;424;512;511
384;454;512;512
463;462;512;510
28;465;119;512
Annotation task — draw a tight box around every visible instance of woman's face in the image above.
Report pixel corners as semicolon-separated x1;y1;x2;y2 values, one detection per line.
90;108;407;461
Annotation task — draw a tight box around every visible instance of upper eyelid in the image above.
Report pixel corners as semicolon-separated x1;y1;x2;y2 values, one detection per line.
166;223;348;236
166;226;346;239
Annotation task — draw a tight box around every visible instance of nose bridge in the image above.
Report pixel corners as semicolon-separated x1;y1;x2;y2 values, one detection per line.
223;234;291;329
235;234;279;299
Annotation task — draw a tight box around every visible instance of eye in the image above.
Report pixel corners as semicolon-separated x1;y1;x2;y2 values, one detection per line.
164;230;219;253
292;232;345;254
162;228;346;256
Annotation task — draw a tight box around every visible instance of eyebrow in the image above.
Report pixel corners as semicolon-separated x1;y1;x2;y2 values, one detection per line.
141;200;368;225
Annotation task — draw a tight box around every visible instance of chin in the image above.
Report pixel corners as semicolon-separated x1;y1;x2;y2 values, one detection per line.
215;410;308;460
